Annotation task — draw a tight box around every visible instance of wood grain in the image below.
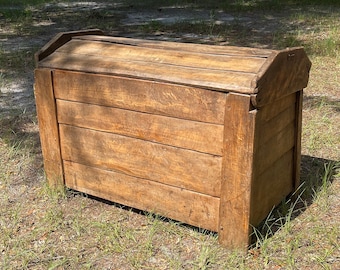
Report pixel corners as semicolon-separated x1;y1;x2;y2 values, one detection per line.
59;125;222;197
57;39;266;73
255;93;296;122
63;161;220;232
257;104;296;145
75;35;274;57
253;48;312;107
34;69;64;187
37;36;311;101
35;29;103;64
41;52;256;93
250;149;294;225
219;93;256;249
255;121;295;177
53;70;226;124
293;91;303;190
57;99;224;155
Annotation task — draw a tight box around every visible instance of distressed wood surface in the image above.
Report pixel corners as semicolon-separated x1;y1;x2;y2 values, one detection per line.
255;121;295;177
257;104;296;145
255;93;296;122
41;52;256;93
59;125;222;197
53;70;226;124
37;33;311;108
219;93;256;249
250;93;298;226
37;35;311;104
57;39;267;73
253;48;311;107
34;69;64;187
64;161;220;232
57;99;224;156
75;35;274;57
293;91;303;190
250;149;294;225
35;29;103;64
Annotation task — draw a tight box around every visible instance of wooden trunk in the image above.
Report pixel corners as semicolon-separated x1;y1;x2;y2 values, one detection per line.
34;29;311;250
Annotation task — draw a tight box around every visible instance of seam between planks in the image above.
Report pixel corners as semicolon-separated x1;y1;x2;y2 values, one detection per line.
58;123;223;158
62;160;222;199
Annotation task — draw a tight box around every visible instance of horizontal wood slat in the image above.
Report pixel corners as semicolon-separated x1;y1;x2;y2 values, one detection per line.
53;70;226;124
257;93;296;122
58;39;266;73
59;125;222;197
251;149;294;225
257;104;296;145
57;100;224;156
64;161;220;232
255;121;295;176
42;52;255;93
75;35;274;57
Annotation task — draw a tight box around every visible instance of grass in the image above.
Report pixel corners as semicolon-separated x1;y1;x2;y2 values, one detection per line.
125;0;340;10
0;0;339;269
128;2;340;52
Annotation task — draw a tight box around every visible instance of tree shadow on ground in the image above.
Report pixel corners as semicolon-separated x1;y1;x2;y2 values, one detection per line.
304;95;340;112
2;0;339;53
252;154;339;246
0;85;43;187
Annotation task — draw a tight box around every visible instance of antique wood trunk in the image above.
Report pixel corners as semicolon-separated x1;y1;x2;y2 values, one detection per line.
34;29;311;249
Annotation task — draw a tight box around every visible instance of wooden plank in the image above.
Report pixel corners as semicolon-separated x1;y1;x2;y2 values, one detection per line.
63;161;220;232
34;69;64;187
257;103;296;145
253;48;312;107
56;100;224;156
57;39;266;73
255;121;295;177
53;70;226;124
41;52;256;93
256;93;296;122
59;125;222;197
219;93;256;250
250;149;294;225
75;35;274;57
35;29;103;64
250;100;297;225
293;90;303;190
